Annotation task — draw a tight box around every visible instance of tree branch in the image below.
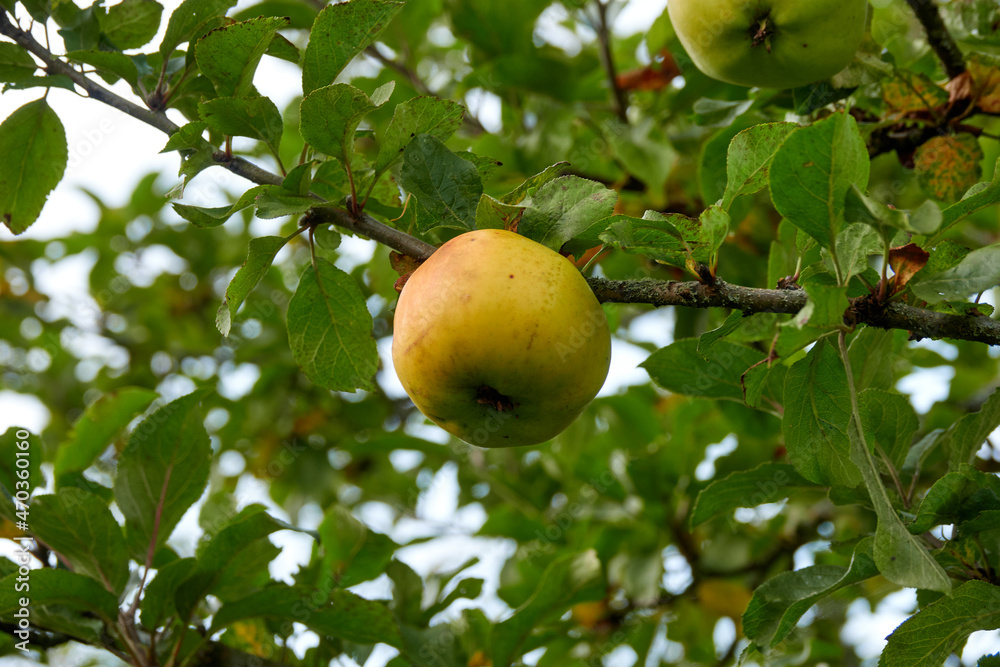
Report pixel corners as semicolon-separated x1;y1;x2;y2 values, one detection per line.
0;10;179;135
5;6;998;350
593;0;629;123
905;0;965;79
303;206;438;260
589;277;1000;346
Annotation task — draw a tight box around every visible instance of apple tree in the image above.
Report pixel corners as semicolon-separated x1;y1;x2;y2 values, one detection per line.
3;0;1000;665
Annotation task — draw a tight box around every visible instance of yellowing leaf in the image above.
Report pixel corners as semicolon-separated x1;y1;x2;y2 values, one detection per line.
882;70;948;115
914;134;984;202
968;54;1000;114
697;579;753;619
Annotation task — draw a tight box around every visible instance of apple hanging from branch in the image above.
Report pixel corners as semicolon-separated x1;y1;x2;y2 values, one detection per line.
667;0;868;89
392;229;611;448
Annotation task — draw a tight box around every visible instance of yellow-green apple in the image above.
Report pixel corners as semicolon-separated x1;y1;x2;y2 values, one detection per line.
667;0;868;88
392;229;611;448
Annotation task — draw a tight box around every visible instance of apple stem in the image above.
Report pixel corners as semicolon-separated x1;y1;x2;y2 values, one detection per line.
751;16;774;53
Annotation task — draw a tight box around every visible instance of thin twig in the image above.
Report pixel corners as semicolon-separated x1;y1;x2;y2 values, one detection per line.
363;45;486;134
593;0;629;123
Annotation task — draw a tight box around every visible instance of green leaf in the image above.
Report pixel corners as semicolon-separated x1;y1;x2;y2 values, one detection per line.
606;120;676;199
172;184;267;227
795;280;849;330
218;235;288;336
958;510;1000;538
769;112;870;249
313;224;341;254
491;550;602;666
301;0;404;95
848;416;952;592
858;389;919;471
825;222;882;282
140;557;197;630
300;82;390;165
233;0;316;27
908;466;1000;535
252;187;314;218
0;43;38;82
722;121;798;211
17;605;104;645
0;569;118;621
699;114;760;206
176;505;294;618
0;428;42;496
161;121;210;153
211;585;403;648
399;134;482;231
598;210;716;270
98;0;163;49
641;339;767;401
690;462;815;528
476;193;525;231
286;259;378;392
462;152;502;183
943;386;1000;469
501;162;570;205
880;581;1000;667
387;559;423;625
843;185;935;243
199;96;283;159
0;99;67;235
423;579;484;624
3;74;76;92
172;203;243;228
264;32;300;64
934;156;1000;239
744;537;877;649
373;96;465;178
318;505;397;589
53;387;158;478
848;326;894;391
698;311;745;354
159;0;238;59
114;391;211;559
282;160;315;195
782;340;860;487
700;205;730;258
30;489;129;594
195;16;287;98
518;176;617;251
65;50;139;86
903;428;946;475
911;243;1000;304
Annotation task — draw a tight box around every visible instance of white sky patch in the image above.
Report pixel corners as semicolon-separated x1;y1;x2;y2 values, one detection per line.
627;307;676;348
601;337;654;395
0;391;50;433
464;88;503;134
896;366;955;413
841;589;917;658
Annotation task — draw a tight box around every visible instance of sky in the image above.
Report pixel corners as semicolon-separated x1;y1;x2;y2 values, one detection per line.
2;0;999;664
